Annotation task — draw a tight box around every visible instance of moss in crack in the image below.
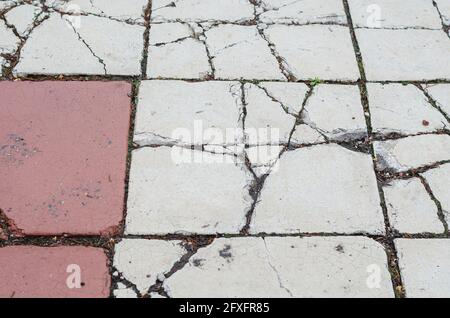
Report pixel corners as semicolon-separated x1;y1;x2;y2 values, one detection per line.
310;77;322;87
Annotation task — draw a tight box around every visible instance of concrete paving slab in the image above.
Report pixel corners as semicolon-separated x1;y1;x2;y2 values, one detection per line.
425;84;450;118
125;147;252;235
374;135;450;173
422;163;450;225
250;144;385;234
259;0;347;25
368;83;448;135
395;239;450;298
303;84;367;141
14;13;145;76
357;29;450;81
384;178;444;234
348;0;442;29
164;237;394;298
151;0;254;23
264;25;360;81
113;239;187;294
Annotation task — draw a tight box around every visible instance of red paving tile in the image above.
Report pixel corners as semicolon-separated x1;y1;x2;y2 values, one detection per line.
0;246;110;298
0;81;131;235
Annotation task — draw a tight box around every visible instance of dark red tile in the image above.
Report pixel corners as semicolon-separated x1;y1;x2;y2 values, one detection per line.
0;81;131;235
0;246;110;298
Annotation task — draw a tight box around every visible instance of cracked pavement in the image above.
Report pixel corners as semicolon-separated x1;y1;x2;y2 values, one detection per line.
1;0;450;298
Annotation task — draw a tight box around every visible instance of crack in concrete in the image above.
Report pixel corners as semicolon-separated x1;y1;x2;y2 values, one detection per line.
256;25;296;81
47;1;146;26
240;83;317;234
1;10;28;40
418;175;449;235
285;84;317;146
147;0;348;82
357;26;442;30
146;237;214;298
240;81;269;234
140;0;345;27
377;159;450;183
1;0;151;77
373;130;450;141
150;19;348;27
342;0;405;298
111;266;142;298
195;23;215;79
1;5;49;78
418;84;450;123
3;232;449;247
175;21;216;79
151;0;180;13
140;0;153;78
433;0;450;38
253;82;297;116
151;35;192;47
65;16;107;74
145;20;215;79
3;0;146;27
262;238;294;297
258;0;301;14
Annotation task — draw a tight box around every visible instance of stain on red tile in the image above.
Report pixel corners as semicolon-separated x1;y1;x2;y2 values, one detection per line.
0;81;131;235
0;246;110;298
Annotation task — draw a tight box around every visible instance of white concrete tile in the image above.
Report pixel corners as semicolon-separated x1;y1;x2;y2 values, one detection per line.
348;0;442;29
265;25;360;81
259;0;346;25
384;178;443;234
164;237;394;297
357;29;450;81
250;144;385;234
368;83;448;135
114;239;186;293
434;0;450;25
205;24;284;80
302;84;367;141
46;0;148;22
422;163;450;225
14;13;144;75
4;4;41;35
125;147;252;235
395;239;450;298
134;80;243;146
374;135;450;172
151;0;254;22
425;84;450;118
